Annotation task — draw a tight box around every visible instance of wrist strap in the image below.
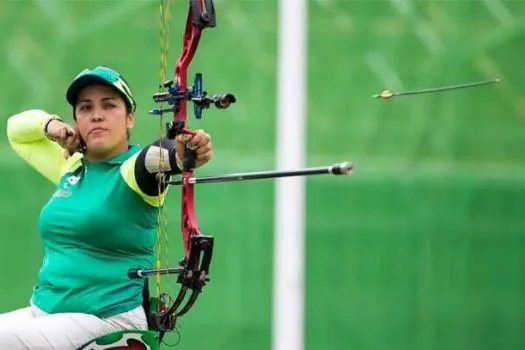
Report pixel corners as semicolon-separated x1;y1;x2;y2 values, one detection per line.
44;116;62;141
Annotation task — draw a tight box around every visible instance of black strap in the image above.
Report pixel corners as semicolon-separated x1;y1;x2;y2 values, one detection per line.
141;278;154;330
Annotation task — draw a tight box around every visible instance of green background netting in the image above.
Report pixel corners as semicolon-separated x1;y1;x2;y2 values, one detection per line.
1;1;524;349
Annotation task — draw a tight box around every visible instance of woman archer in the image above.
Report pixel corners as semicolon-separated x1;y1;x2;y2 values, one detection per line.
0;66;213;349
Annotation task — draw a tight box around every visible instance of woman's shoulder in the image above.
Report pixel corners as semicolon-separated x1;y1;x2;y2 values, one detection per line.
60;152;84;175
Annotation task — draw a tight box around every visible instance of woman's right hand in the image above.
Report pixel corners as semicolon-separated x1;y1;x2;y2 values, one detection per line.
45;116;82;158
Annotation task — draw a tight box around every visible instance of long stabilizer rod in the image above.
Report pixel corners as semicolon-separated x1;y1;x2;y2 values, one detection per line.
165;161;354;185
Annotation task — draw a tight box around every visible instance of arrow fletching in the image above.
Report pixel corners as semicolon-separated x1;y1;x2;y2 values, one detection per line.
373;78;501;100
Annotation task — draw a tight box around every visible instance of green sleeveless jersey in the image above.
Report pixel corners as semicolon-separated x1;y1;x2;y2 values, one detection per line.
7;109;167;318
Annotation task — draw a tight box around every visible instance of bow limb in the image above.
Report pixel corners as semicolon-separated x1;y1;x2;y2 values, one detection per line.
173;7;202;127
172;2;206;258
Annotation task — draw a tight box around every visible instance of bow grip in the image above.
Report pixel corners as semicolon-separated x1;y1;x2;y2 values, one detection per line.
165;121;198;171
184;145;198;171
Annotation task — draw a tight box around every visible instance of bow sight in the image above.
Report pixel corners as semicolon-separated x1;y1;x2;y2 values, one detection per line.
150;73;236;154
150;74;236;119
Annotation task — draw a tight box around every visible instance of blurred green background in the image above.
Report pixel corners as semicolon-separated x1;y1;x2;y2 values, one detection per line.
1;0;525;349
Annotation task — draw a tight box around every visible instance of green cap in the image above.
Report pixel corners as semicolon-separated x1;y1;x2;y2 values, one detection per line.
66;66;136;112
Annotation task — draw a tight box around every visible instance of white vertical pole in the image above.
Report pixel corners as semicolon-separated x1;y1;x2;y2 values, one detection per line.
272;0;307;349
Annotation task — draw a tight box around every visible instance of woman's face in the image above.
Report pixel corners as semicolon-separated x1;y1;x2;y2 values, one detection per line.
75;84;134;159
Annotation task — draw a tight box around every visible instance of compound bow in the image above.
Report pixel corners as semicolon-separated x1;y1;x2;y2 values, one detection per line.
128;0;353;346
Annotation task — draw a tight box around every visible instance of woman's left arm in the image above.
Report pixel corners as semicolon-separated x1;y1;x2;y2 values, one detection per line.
120;131;212;207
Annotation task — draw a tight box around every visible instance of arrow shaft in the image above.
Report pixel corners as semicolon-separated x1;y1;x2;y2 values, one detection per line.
394;78;500;97
373;78;501;99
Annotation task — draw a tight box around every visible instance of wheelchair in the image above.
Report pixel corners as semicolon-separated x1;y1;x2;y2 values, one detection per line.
78;279;168;350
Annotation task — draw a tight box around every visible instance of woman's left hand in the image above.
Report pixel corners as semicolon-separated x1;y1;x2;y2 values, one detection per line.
175;129;213;169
